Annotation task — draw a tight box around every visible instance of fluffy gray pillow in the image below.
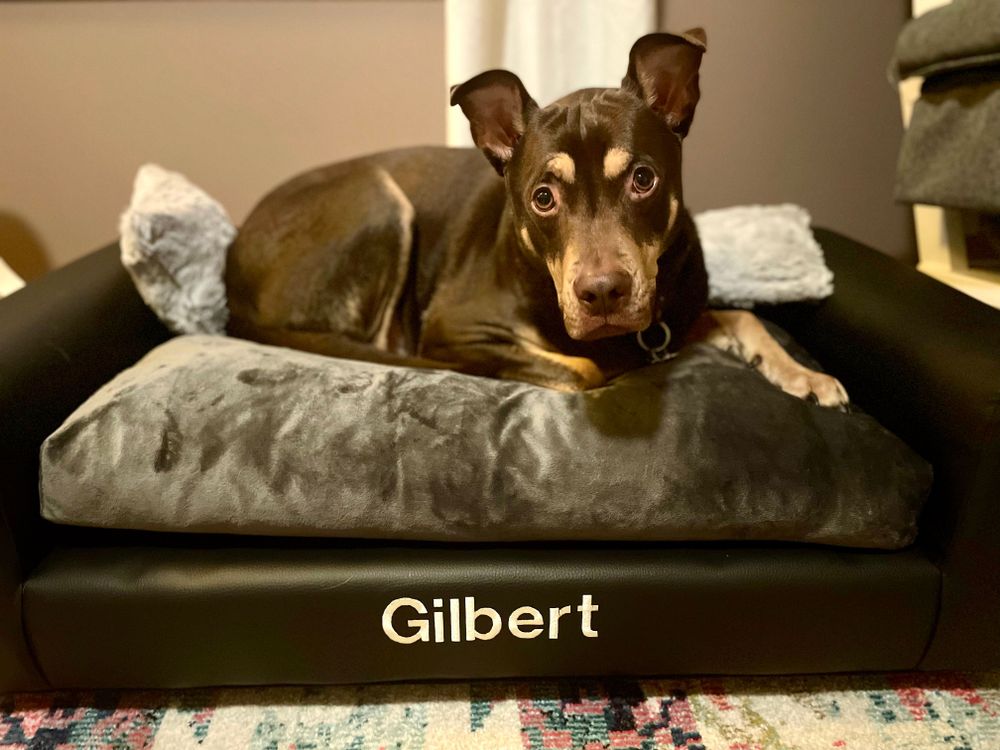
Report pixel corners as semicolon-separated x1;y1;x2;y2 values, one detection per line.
119;164;233;335
40;335;930;549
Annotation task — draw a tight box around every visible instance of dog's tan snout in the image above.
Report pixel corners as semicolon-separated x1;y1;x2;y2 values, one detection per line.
573;267;632;316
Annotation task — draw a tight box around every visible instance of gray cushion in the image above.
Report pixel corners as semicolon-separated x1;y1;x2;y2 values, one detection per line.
891;0;1000;81
896;71;1000;214
39;334;931;549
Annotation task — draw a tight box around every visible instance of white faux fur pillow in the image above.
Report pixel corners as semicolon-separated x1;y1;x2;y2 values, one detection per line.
696;204;835;309
119;164;234;335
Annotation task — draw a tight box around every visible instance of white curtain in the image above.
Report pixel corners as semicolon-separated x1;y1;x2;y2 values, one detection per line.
445;0;657;146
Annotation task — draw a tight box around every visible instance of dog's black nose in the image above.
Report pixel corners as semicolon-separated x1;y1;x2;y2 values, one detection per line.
573;270;632;315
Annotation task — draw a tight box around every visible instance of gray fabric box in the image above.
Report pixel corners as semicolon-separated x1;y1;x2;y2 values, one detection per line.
896;70;1000;214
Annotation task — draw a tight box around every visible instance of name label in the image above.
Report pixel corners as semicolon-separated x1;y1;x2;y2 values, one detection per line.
381;595;599;644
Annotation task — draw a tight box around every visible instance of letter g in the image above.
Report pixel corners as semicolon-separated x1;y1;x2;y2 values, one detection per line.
382;597;430;644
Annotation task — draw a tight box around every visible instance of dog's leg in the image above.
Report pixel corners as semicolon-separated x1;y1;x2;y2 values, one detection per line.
421;336;604;391
228;166;423;363
461;346;605;391
694;310;849;407
502;348;605;391
419;315;606;391
225;319;460;371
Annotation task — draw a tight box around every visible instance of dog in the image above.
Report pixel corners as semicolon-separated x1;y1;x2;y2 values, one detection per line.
225;30;847;406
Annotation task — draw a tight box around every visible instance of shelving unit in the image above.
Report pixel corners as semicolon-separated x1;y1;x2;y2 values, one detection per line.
898;0;1000;308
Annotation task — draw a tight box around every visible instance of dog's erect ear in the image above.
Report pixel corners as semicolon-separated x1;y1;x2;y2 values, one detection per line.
450;70;538;175
623;29;707;138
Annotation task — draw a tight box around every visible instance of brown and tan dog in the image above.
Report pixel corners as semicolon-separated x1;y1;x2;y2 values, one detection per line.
226;30;847;405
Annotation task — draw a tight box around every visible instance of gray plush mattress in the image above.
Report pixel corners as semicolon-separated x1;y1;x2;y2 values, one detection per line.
39;334;931;548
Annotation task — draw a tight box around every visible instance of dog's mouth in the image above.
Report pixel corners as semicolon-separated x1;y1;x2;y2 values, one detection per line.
578;323;632;341
565;309;652;341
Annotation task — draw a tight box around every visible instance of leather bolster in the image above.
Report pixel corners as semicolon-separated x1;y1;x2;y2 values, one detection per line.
0;243;169;691
765;228;1000;669
0;244;170;572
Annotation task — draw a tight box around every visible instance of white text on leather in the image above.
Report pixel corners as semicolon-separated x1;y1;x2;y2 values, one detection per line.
381;595;599;644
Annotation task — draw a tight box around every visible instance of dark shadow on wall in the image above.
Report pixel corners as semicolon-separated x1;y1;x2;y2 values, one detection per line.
899;204;918;265
0;212;50;282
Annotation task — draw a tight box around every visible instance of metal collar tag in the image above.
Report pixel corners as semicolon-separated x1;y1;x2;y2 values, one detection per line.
636;321;676;363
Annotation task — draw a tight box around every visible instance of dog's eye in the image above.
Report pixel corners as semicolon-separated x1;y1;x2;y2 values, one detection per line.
531;186;557;214
631;166;657;195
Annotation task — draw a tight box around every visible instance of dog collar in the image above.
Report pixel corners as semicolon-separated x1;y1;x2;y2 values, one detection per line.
636;321;676;364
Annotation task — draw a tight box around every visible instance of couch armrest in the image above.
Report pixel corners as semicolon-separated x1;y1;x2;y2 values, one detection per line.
766;228;1000;670
0;243;170;692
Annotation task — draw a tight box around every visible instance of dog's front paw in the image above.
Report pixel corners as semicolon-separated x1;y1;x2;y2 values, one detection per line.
538;358;607;392
769;365;849;408
514;351;606;391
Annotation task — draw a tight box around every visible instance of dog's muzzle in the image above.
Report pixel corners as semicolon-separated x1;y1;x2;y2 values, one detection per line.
572;269;632;317
565;264;651;340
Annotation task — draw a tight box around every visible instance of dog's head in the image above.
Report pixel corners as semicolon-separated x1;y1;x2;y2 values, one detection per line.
451;30;706;340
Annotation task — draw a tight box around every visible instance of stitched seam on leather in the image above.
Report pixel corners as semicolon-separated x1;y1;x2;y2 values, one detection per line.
916;393;1000;669
913;558;945;670
0;492;24;583
17;578;52;688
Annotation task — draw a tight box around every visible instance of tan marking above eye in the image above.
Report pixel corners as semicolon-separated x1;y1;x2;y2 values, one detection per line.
545;152;576;184
603;147;631;180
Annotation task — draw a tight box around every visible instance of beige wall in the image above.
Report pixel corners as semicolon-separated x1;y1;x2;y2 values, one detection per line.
660;0;915;261
2;0;913;281
0;1;446;280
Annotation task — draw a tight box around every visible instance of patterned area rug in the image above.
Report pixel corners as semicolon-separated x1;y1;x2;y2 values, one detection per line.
2;673;999;749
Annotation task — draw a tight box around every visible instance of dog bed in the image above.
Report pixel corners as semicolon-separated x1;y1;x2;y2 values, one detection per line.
39;333;931;549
